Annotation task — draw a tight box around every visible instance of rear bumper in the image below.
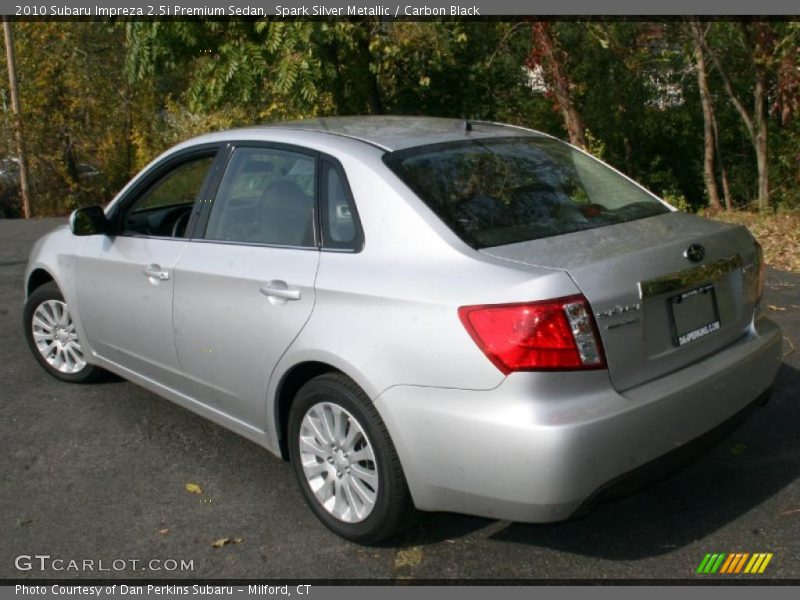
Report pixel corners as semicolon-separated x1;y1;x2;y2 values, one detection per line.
374;317;783;522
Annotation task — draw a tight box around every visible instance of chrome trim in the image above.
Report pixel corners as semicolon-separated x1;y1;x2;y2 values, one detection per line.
638;255;743;299
596;302;641;320
187;238;319;252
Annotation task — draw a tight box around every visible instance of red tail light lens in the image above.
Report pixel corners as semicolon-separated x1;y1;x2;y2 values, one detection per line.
458;295;606;374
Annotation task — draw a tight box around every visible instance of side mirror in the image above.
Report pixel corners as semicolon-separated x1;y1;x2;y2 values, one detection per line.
70;206;109;236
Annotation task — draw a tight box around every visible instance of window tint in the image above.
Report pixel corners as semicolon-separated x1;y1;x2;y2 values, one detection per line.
384;137;670;249
321;161;361;250
205;148;316;247
122;155;214;237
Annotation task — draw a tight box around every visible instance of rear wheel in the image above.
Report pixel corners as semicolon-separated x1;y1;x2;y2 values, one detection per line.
288;373;415;544
24;282;101;383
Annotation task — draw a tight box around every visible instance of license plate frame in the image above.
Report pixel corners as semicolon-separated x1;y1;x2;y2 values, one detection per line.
668;283;721;347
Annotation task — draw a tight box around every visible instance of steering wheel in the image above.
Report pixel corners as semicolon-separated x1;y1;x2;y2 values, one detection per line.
171;211;191;238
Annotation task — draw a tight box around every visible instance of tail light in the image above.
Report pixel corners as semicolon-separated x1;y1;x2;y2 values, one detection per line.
755;241;766;303
458;295;606;374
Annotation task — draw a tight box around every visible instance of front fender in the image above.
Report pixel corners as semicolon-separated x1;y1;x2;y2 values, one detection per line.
25;226;96;361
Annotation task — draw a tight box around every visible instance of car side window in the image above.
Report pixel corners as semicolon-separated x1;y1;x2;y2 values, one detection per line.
321;160;362;250
121;155;215;238
204;147;316;248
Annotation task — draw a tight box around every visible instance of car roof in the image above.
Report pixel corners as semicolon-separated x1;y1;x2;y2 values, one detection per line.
262;116;550;152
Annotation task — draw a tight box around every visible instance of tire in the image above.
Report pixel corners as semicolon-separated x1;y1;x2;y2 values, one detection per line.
23;281;102;383
288;373;416;544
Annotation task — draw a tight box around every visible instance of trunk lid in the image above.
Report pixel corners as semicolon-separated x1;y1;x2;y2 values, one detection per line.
481;211;761;391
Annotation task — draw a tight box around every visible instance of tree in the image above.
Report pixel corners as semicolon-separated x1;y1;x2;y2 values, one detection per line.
2;18;30;218
3;22;150;214
4;19;800;218
699;22;774;211
527;22;587;148
126;21;329;118
689;20;724;211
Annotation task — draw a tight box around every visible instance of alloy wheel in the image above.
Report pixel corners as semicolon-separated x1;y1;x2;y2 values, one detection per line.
298;402;379;523
31;300;86;374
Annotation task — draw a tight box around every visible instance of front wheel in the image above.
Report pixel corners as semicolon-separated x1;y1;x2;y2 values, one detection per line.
23;282;102;383
288;373;416;544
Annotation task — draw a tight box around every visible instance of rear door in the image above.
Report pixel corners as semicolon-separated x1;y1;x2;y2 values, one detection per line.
172;145;320;427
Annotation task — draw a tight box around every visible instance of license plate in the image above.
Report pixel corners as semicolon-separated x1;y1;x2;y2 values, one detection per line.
669;283;721;346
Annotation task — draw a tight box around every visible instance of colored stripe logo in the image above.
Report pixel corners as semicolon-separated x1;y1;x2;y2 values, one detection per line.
696;553;773;574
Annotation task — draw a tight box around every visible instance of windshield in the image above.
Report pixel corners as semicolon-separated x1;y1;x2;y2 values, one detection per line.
383;137;670;249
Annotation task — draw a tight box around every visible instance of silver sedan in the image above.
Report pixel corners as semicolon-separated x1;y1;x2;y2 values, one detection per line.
23;117;782;543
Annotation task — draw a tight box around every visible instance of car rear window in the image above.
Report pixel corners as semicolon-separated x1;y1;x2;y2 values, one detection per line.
383;137;670;249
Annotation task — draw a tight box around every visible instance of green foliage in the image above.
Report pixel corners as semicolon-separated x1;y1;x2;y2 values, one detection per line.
1;22;147;214
1;20;799;217
662;189;693;213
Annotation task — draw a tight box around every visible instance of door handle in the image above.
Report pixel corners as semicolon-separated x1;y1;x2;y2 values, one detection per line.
142;264;169;281
260;281;301;301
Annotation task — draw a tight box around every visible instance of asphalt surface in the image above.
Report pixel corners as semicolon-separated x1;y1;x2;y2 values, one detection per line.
1;217;799;581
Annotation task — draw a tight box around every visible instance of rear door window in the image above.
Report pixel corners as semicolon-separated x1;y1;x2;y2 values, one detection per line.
204;147;316;248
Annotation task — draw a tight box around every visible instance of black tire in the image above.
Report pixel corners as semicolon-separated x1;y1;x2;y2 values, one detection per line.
288;373;416;544
23;281;102;383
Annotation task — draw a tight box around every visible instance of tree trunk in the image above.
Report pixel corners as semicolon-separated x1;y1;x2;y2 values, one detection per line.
690;22;722;211
2;18;31;219
753;62;770;212
319;39;348;113
699;22;772;211
531;23;587;149
720;167;734;211
710;111;734;210
356;29;383;115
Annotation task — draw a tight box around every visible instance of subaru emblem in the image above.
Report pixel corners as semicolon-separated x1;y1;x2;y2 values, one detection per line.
684;244;705;263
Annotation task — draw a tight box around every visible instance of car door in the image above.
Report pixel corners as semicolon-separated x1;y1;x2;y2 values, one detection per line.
75;148;222;388
171;145;321;428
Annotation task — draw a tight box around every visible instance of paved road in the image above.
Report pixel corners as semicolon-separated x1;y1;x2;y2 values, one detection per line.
1;217;799;581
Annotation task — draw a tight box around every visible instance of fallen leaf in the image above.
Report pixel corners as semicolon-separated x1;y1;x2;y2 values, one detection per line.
394;546;424;569
185;483;203;495
710;211;800;273
212;537;242;548
767;305;787;312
